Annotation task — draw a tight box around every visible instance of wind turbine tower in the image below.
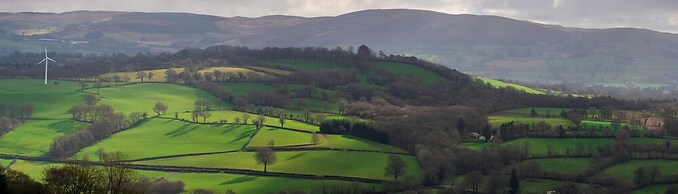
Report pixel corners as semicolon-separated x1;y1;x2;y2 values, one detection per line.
38;47;56;85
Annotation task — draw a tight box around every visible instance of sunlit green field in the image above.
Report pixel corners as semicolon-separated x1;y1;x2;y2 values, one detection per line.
0;119;88;156
176;110;319;131
86;83;216;115
465;138;678;156
248;127;320;147
0;79;83;118
75;118;254;159
476;77;545;94
598;160;678;182
138;150;420;180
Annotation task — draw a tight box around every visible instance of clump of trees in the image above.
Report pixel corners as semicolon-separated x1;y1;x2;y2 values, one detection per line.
0;104;33;119
319;119;389;144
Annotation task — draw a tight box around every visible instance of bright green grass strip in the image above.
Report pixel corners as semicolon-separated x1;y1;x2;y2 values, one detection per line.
632;184;671;194
137;170;379;193
370;61;444;84
249;127;321;147
0;119;88;156
263;59;341;72
598;160;678;182
523;158;592;174
476;77;544;94
0;79;83;118
489;116;574;128
87;83;216;115
0;159;57;180
177;110;319;132
75;119;254;159
138;151;420;180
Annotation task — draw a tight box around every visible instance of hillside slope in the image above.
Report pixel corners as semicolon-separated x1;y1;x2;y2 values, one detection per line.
0;9;677;86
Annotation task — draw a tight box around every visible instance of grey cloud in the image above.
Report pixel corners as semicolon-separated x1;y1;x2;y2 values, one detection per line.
0;0;676;33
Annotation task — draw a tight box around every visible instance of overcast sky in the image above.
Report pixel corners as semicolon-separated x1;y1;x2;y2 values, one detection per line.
1;0;677;33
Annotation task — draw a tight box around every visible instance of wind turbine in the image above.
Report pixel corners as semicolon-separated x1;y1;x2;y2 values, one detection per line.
38;47;56;85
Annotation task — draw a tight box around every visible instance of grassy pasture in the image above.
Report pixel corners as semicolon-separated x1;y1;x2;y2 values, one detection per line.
75;119;254;159
0;159;58;180
263;59;343;71
176;110;319;131
0;119;88;156
519;158;593;175
320;134;407;153
249;127;321;147
246;66;292;75
465;138;678;157
369;61;445;84
138;151;420;180
489;115;574;128
597;160;678;182
137;170;378;193
520;179;590;194
476;77;545;95
98;67;268;83
88;83;216;115
632;184;672;194
0;79;84;118
504;107;571;116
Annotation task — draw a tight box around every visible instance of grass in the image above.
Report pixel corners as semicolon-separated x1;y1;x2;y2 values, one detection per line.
476;77;545;94
0;119;88;156
263;59;344;71
75;119;254;159
369;61;444;84
138;150;420;180
598;160;678;182
249;127;320;147
98;67;269;83
489;115;574;128
465;138;678;157
87;83;216;115
246;66;292;75
521;158;592;174
505;107;571;116
521;179;589;194
137;170;379;193
176;110;319;132
0;159;58;180
320;134;407;153
633;184;673;194
0;79;84;118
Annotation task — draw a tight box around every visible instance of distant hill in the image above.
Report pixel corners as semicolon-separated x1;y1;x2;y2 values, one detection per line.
0;9;677;86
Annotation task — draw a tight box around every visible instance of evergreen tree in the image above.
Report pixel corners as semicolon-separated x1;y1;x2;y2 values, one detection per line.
509;168;520;194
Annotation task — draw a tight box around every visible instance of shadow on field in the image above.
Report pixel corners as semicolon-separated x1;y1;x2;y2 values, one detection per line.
230;130;254;143
220;176;258;185
48;120;82;133
220;125;241;135
165;124;199;137
285;152;307;161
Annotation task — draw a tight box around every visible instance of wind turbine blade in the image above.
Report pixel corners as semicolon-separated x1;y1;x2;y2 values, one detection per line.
46;57;56;63
38;58;47;64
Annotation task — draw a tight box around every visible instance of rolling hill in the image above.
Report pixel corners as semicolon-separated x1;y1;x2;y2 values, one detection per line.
0;9;676;87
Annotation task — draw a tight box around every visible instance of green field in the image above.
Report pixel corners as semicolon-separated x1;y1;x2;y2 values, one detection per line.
0;159;58;180
370;61;445;84
598;160;678;182
176;110;319;131
633;184;673;194
320;134;406;153
476;77;545;95
0;79;84;118
249;127;320;147
521;179;589;194
0;119;88;156
87;83;216;115
138;170;378;193
263;59;344;71
75;119;253;159
138;151;420;180
466;138;678;156
505;107;571;116
489;115;574;128
520;158;593;174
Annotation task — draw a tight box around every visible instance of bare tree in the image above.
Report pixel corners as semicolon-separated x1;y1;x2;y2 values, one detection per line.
311;132;321;147
384;154;407;180
147;72;154;82
79;81;88;91
135;72;147;82
254;147;277;172
99;151;136;194
279;114;286;128
153;102;168;116
242;113;250;124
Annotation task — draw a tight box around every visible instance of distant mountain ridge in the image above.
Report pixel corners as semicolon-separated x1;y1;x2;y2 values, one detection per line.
0;9;676;85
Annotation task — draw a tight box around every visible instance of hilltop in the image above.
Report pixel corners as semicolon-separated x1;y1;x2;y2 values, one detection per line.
0;9;677;87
